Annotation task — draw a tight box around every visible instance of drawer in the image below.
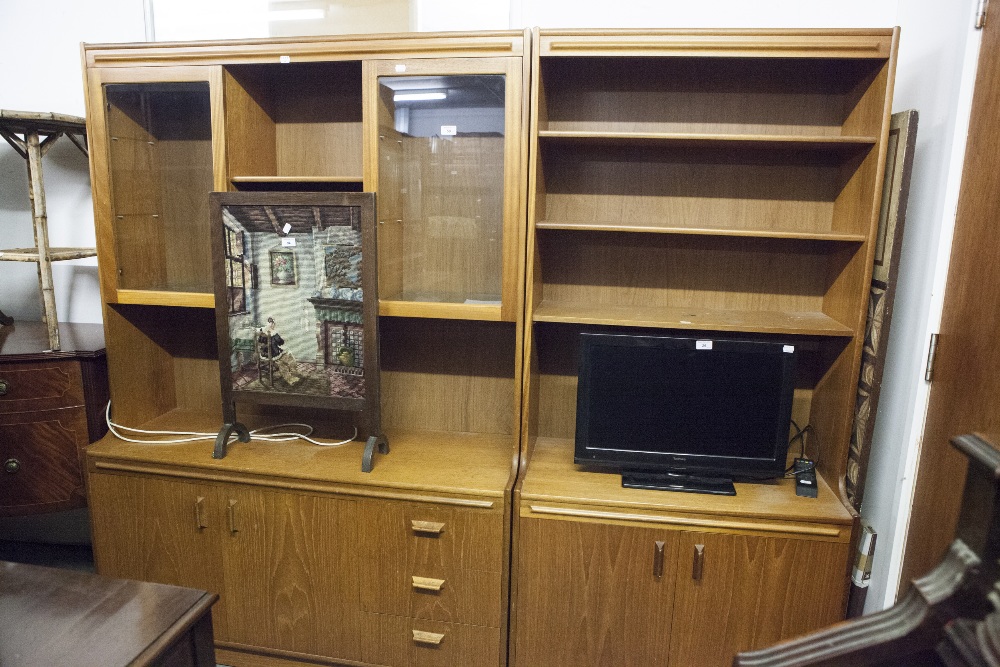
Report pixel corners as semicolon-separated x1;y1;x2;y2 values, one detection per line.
360;500;504;573
360;613;500;667
0;407;89;514
361;564;503;627
0;360;84;413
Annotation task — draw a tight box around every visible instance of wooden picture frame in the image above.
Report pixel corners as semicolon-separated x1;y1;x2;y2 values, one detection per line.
268;247;297;286
209;192;383;459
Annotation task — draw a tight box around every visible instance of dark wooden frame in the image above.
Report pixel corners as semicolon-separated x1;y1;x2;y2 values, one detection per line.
208;192;382;459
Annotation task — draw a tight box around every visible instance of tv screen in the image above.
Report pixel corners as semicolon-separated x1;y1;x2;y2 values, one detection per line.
574;333;796;489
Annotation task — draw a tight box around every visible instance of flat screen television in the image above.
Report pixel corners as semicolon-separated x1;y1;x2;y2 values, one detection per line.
574;332;797;495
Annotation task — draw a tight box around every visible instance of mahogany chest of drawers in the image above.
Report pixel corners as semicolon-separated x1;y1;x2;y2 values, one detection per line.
0;321;108;515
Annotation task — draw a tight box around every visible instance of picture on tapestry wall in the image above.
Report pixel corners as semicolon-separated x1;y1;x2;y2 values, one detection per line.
214;196;372;405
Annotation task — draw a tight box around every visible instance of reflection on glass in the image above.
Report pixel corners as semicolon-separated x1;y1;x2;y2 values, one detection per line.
104;82;214;292
377;75;506;306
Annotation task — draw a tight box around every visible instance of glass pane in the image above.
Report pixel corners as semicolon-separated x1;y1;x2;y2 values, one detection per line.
377;74;506;306
105;81;214;293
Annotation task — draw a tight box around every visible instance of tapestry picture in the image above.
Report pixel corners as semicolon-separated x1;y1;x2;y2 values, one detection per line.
218;200;367;403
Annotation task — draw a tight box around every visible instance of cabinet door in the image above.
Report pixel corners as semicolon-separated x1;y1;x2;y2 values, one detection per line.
668;531;850;667
514;516;677;666
87;473;227;632
220;486;361;662
365;57;524;322
88;66;222;302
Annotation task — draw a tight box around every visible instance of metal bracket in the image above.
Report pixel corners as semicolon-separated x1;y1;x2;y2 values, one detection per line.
361;433;390;473
214;421;250;459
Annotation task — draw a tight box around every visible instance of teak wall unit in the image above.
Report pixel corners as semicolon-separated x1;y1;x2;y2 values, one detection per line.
80;28;897;667
82;30;529;667
511;29;898;667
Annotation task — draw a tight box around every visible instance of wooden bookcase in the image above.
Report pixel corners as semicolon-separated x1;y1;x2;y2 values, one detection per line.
510;29;898;667
81;31;530;667
80;28;897;667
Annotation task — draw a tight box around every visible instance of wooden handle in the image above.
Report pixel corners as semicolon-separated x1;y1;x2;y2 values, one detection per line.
228;499;238;534
412;576;446;592
194;496;207;530
412;629;445;646
693;544;705;580
653;540;665;579
411;520;445;535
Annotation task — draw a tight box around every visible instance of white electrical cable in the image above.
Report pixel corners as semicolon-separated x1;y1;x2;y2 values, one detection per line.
105;401;356;448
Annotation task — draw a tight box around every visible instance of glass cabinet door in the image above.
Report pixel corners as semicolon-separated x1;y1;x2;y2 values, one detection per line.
366;58;523;321
91;68;221;305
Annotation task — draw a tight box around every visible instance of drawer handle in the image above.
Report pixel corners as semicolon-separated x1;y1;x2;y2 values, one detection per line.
0;378;9;396
653;540;665;579
412;576;445;592
228;499;238;534
412;629;445;646
411;520;445;535
693;544;705;581
4;458;21;474
194;496;207;530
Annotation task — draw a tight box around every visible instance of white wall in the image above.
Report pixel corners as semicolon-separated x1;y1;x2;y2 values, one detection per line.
0;0;145;325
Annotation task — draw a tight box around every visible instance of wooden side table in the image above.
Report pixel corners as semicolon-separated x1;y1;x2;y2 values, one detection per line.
0;560;217;666
0;320;108;515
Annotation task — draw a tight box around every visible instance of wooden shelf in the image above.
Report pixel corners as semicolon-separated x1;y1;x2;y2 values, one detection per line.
0;247;97;262
92;408;515;500
379;299;503;321
538;130;877;153
532;301;854;337
115;289;215;309
535;221;867;242
518;437;853;527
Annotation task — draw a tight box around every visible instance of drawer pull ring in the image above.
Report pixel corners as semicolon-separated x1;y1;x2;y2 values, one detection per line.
412;576;445;592
693;543;705;581
653;540;665;579
194;496;207;530
0;378;9;396
412;629;445;646
411;520;445;535
4;458;20;474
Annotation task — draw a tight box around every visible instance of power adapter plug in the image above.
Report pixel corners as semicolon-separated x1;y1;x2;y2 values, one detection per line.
794;458;818;498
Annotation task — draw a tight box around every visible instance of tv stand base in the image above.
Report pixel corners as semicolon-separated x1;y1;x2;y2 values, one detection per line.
622;470;736;496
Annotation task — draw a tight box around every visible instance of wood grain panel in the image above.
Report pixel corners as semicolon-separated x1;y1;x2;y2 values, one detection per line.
87;473;228;638
537;231;851;316
0;360;83;412
359;498;505;574
540;144;840;234
0;408;89;514
668;531;849;666
361;561;502;628
379;318;515;435
223;67;277;178
222;487;360;662
519;438;853;528
539;56;886;136
513;516;676;666
360;612;501;667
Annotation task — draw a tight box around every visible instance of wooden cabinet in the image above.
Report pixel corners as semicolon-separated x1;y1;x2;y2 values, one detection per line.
512;28;897;667
81;28;896;667
88;469;361;663
514;510;850;667
514;516;678;665
0;321;107;515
